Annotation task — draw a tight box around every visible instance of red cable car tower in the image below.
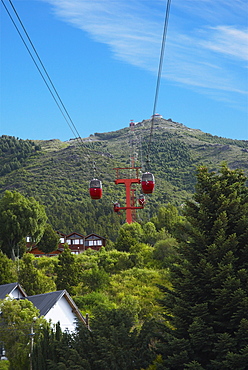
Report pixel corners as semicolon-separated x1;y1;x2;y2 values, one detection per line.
113;166;145;224
113;120;146;223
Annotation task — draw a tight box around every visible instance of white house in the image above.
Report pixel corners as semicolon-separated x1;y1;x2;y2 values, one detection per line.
26;290;88;332
0;283;88;332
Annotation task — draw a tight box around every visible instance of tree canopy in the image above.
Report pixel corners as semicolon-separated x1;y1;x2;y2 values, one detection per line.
0;251;17;285
36;223;60;253
0;297;47;370
0;190;47;259
55;244;81;295
18;253;56;296
157;165;248;369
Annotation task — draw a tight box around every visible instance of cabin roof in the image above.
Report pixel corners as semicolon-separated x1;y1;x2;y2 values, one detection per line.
0;282;27;299
56;231;67;237
85;233;106;240
66;232;85;239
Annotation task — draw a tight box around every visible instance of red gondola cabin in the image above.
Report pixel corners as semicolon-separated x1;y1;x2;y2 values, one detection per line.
89;179;102;199
141;172;155;194
113;202;120;212
138;194;146;206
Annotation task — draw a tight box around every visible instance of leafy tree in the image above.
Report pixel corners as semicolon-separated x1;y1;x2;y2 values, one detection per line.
81;267;110;292
110;267;166;322
74;291;116;316
151;203;183;234
0;297;47;370
153;237;178;267
0;361;10;369
55;244;80;295
156;165;248;369
0;191;47;259
142;221;158;245
18;253;56;295
0;251;17;284
115;222;143;252
129;243;155;268
36;224;60;253
97;248;133;273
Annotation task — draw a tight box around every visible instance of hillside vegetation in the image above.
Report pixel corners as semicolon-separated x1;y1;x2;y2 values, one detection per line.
1;164;247;370
0;118;247;240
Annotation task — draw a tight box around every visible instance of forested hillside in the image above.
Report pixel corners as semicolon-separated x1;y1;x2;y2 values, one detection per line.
0;117;247;240
1;164;247;369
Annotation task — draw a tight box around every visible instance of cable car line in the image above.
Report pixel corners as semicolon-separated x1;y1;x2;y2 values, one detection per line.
1;0;83;146
147;0;172;163
141;0;171;196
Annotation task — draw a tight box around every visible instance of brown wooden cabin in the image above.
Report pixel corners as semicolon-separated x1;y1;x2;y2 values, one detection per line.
27;231;106;257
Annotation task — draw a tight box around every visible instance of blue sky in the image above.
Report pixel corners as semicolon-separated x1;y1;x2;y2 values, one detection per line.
0;0;247;141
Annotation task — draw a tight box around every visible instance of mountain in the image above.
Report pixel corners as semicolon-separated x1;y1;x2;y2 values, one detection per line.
0;118;247;240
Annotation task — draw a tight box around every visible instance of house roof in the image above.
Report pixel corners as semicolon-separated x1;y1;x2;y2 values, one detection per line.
85;233;106;240
0;282;27;299
26;290;87;327
26;290;65;316
56;231;67;237
29;246;62;255
66;232;85;239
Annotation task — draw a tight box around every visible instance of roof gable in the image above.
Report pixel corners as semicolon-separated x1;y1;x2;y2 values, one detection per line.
0;283;27;300
56;231;66;237
26;290;65;317
85;233;106;240
66;232;84;239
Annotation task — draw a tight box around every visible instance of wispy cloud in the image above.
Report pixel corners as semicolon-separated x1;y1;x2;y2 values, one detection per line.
200;26;248;61
42;0;248;99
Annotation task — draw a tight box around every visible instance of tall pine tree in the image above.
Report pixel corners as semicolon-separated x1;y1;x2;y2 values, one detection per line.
157;165;248;369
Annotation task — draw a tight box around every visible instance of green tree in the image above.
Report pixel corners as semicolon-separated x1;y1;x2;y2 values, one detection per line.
115;222;143;252
0;360;10;369
55;244;80;295
0;297;47;370
82;267;110;292
142;221;158;245
0;191;47;260
36;224;60;253
151;203;183;234
32;309;157;370
73;308;156;370
156;165;248;369
18;253;56;295
153;237;178;267
0;251;17;284
32;323;82;370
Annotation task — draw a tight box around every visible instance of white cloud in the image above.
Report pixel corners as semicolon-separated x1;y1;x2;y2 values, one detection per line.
42;0;248;97
200;26;248;61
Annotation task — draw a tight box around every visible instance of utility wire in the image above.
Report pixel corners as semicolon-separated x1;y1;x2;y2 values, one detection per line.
1;0;84;146
146;0;172;165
